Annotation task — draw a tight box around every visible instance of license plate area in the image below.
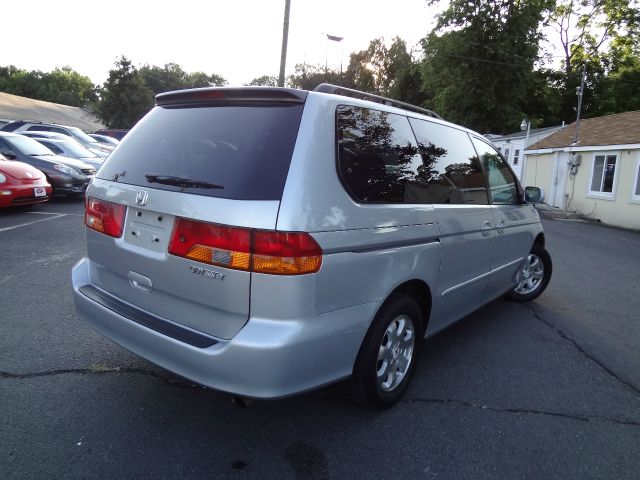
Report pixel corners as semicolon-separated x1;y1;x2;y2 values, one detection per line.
124;207;174;253
34;187;46;197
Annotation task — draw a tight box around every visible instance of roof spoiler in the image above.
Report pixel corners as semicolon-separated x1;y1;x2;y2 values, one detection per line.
156;87;308;106
313;83;442;120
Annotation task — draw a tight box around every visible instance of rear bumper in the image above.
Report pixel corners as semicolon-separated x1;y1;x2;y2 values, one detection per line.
72;257;375;398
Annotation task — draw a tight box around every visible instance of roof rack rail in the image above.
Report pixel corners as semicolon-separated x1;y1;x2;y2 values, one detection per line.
313;83;443;120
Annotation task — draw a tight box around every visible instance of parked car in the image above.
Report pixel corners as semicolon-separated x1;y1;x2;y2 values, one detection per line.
0;132;95;197
19;131;76;141
93;128;128;140
0;153;52;207
72;85;552;408
2;121;113;158
33;138;104;171
89;134;120;146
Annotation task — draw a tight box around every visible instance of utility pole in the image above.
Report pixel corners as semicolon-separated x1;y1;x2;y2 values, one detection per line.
572;64;587;144
278;0;291;88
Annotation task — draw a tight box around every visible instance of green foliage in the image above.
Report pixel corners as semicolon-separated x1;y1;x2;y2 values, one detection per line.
421;0;555;133
0;65;97;106
551;0;640;74
140;63;227;95
246;75;278;86
287;64;347;90
97;57;154;129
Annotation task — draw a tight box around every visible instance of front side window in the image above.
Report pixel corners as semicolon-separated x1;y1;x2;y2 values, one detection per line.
472;138;520;204
408;118;489;205
589;154;617;195
336;106;423;203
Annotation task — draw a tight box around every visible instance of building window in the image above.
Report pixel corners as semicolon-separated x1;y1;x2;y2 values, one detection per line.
589;154;617;197
513;149;520;165
632;156;640;202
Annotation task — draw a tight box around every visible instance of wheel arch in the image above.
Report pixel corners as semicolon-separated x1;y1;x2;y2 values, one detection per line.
384;279;432;337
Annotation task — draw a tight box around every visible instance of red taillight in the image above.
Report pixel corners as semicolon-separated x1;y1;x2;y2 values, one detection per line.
85;197;126;238
169;219;251;270
168;218;322;275
253;231;322;275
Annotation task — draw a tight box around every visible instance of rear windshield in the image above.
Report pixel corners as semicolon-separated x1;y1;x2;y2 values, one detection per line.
97;104;304;200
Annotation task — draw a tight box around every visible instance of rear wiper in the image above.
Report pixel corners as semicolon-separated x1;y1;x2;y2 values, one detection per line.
144;173;224;189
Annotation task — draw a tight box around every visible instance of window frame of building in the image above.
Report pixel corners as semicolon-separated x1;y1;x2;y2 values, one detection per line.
631;153;640;204
587;152;619;200
513;149;520;166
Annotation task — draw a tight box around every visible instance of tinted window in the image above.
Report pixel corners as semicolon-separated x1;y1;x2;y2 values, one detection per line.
41;141;63;154
408;118;489;205
336;106;423;203
97;104;304;200
28;126;51;132
0;138;13;151
3;135;54;156
471;138;520;204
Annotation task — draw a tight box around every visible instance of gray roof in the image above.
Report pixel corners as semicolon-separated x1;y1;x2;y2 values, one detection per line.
0;92;105;132
491;125;563;141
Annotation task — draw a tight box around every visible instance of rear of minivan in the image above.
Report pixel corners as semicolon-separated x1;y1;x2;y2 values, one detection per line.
71;88;377;398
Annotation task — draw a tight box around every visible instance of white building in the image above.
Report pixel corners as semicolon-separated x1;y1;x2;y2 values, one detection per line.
490;125;564;180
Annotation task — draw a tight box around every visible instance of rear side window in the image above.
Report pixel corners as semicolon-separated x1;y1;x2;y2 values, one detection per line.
408;118;489;205
97;104;304;200
336;106;423;203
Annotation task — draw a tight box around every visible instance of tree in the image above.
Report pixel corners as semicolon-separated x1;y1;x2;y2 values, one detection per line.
543;0;640;121
246;75;278;86
97;57;154;129
140;63;227;95
421;0;555;133
551;0;640;76
287;63;346;90
0;65;97;106
344;38;389;94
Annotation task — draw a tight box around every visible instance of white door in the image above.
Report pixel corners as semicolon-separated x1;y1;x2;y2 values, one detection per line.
551;152;568;208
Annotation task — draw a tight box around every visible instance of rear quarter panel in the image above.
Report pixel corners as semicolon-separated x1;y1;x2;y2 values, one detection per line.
276;94;442;333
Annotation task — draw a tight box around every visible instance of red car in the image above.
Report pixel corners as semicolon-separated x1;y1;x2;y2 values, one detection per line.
0;153;52;207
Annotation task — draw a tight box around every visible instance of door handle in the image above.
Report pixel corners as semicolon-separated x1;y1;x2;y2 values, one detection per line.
497;219;505;234
482;221;492;236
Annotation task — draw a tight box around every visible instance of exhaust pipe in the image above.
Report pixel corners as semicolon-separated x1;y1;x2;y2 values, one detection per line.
231;396;254;408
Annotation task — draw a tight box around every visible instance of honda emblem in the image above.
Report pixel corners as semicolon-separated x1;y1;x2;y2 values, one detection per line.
135;190;149;206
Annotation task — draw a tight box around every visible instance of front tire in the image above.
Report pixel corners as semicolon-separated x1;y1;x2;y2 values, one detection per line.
349;293;423;408
505;244;552;302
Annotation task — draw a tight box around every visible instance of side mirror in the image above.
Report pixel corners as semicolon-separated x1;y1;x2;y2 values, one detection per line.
525;186;544;203
0;151;16;160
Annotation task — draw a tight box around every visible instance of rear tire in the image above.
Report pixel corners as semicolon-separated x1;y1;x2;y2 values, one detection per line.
349;293;423;408
505;244;552;302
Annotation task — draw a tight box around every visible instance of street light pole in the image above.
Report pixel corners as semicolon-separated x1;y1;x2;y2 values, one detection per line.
278;0;291;88
520;118;531;184
572;64;587;145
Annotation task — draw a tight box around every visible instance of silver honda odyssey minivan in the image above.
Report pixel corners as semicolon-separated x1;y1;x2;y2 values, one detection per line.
72;84;551;408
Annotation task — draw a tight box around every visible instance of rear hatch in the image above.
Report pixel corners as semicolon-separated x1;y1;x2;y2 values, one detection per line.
86;88;307;339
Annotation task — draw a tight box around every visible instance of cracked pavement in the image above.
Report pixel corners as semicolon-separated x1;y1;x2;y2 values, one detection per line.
1;200;639;479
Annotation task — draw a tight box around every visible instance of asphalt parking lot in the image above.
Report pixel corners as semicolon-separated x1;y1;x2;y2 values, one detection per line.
1;199;639;479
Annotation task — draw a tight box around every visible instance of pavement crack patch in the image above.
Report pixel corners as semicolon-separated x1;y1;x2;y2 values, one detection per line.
406;397;640;427
524;303;640;398
0;366;204;390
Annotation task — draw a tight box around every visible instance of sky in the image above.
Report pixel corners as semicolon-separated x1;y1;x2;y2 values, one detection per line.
1;0;443;86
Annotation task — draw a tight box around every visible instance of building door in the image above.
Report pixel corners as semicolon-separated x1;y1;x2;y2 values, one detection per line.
551;152;568;209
